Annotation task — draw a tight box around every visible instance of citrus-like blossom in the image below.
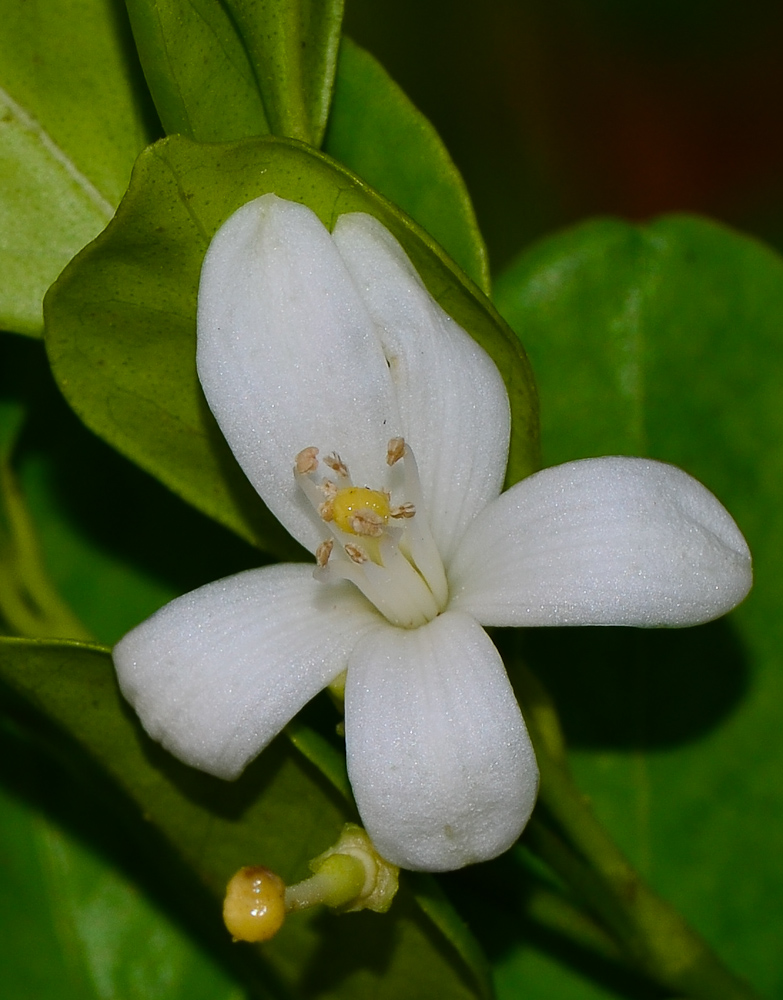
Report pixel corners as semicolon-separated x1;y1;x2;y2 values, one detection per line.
113;195;752;872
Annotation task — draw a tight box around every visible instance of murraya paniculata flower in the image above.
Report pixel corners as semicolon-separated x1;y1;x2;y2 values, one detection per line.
113;194;752;872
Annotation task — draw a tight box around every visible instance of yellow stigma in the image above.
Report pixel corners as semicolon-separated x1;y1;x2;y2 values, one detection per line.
332;487;390;537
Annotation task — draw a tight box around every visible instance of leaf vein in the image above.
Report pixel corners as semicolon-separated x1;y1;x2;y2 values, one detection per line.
0;84;114;220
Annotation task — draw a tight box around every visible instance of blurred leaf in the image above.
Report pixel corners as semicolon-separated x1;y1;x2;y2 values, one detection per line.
0;333;255;646
492;215;783;997
125;0;270;141
0;399;25;461
45;135;538;556
286;718;352;801
0;719;249;1000
325;38;490;293
0;637;488;999
0;0;155;337
0;399;91;640
408;872;494;1000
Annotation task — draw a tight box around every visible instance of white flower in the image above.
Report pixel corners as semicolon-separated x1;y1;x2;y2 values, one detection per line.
113;194;752;872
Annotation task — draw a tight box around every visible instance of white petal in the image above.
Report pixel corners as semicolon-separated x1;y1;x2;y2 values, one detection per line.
197;195;399;553
449;457;752;627
333;213;510;564
113;564;381;779
345;611;538;871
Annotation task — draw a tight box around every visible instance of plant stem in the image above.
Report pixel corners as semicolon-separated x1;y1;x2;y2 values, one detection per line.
515;661;762;1000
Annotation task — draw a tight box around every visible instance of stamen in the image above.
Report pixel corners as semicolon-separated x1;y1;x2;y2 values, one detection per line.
349;509;386;537
316;540;333;567
293;440;449;627
324;453;350;478
387;437;405;466
345;543;369;564
295;447;319;475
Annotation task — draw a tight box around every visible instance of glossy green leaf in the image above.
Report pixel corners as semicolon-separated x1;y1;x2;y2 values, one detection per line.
0;637;487;999
44;135;538;555
0;0;155;337
222;0;344;145
131;0;343;145
325;38;490;293
124;0;270;142
492;215;783;997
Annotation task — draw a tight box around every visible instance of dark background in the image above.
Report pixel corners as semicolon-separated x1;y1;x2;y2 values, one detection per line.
346;0;783;271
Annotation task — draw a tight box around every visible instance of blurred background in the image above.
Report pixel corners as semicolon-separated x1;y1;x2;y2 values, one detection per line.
346;0;783;272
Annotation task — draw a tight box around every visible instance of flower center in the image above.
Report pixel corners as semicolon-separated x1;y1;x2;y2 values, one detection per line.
331;488;390;538
294;438;448;628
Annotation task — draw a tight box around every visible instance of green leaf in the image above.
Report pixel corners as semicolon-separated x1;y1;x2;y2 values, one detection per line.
124;0;270;142
130;0;343;145
0;0;155;337
0;333;225;646
121;14;488;292
492;215;783;997
0;637;488;999
44;135;538;555
325;38;490;294
0;719;250;1000
222;0;344;145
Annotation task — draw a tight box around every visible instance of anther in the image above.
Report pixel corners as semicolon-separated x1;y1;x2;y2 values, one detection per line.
345;543;369;564
391;503;416;519
325;453;350;477
386;437;405;466
318;500;335;521
350;509;386;537
295;447;319;475
316;540;334;567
